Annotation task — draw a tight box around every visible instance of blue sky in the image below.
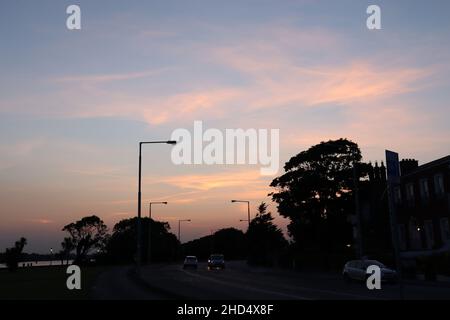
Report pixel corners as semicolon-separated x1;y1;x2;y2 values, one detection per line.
1;0;450;252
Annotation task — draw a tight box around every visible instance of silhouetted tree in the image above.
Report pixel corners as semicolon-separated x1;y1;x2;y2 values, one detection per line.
247;203;288;266
4;237;27;272
183;228;247;260
62;215;108;265
61;237;75;264
270;139;360;254
105;217;179;264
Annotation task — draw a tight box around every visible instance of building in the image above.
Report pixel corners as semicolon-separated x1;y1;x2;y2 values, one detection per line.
358;162;391;255
395;156;450;253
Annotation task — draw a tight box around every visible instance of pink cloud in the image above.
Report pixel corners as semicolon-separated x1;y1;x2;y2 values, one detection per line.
26;218;54;225
154;170;266;191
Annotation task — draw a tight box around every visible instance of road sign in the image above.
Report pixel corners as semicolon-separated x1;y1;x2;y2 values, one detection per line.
385;149;404;299
386;150;400;184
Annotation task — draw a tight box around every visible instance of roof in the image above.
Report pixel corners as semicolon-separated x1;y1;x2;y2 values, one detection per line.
402;155;450;177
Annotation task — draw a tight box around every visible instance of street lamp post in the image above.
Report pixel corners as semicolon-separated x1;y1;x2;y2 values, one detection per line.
137;140;176;274
148;201;168;264
178;219;191;243
231;200;251;229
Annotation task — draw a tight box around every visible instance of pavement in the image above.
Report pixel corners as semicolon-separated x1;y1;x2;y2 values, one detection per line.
91;261;450;300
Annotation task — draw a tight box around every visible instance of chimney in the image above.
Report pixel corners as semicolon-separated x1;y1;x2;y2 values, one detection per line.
400;159;419;176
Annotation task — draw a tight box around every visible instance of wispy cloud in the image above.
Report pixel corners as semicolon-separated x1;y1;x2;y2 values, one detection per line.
0;26;433;129
25;218;54;225
0;138;47;171
155;170;265;191
142;88;241;125
212;40;431;110
53;69;169;85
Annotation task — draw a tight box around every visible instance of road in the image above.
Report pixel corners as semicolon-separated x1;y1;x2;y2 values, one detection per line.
91;261;450;300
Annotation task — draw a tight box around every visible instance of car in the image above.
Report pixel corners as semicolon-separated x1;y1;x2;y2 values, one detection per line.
342;259;398;283
208;254;225;270
183;256;198;269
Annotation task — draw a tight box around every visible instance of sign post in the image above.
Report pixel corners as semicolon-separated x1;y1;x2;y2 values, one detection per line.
385;150;404;299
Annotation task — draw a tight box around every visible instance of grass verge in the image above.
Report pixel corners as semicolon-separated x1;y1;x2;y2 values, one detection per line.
0;265;104;300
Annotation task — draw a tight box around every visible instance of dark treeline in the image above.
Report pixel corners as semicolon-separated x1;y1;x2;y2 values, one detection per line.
5;138;425;273
104;217;179;264
182;228;247;260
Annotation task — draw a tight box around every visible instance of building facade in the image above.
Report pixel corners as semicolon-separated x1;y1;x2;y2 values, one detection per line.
395;156;450;252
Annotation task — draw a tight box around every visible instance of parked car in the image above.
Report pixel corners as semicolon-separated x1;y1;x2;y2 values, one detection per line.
183;256;198;269
343;259;398;283
208;254;225;270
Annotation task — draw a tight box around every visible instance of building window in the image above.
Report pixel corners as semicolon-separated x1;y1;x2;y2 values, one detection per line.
419;178;430;202
394;186;402;204
424;220;434;249
434;174;445;196
440;218;450;244
406;183;415;205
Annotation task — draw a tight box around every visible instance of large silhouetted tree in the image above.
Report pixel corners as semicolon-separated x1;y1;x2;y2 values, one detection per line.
61;237;75;264
270;139;361;253
62;215;108;265
247;202;288;266
105;217;179;264
4;237;27;272
183;228;247;260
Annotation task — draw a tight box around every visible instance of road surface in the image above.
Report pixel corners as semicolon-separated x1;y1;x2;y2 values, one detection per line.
91;261;450;300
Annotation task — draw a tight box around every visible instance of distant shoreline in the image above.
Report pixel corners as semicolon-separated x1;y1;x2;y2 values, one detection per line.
0;260;73;269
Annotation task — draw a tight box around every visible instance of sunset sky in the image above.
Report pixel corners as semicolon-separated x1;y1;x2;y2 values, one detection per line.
1;0;450;253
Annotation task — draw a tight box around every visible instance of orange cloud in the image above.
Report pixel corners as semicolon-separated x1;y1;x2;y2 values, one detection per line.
213;40;431;111
26;218;54;225
155;170;266;191
142;89;240;125
54;69;169;85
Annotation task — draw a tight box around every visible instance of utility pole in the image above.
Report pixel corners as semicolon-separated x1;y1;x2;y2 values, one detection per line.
353;164;363;259
385;150;404;300
231;200;251;229
136;140;176;275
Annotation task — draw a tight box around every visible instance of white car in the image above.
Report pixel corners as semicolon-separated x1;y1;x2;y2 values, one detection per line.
343;260;398;283
183;256;198;269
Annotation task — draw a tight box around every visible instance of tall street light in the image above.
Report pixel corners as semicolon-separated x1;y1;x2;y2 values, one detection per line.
178;219;191;243
137;140;176;274
231;200;251;229
148;201;168;264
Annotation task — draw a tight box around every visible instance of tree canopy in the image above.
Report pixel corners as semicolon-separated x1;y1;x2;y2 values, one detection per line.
4;237;27;272
270;139;361;253
247;202;288;266
182;228;247;260
105;217;179;264
62;215;108;265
